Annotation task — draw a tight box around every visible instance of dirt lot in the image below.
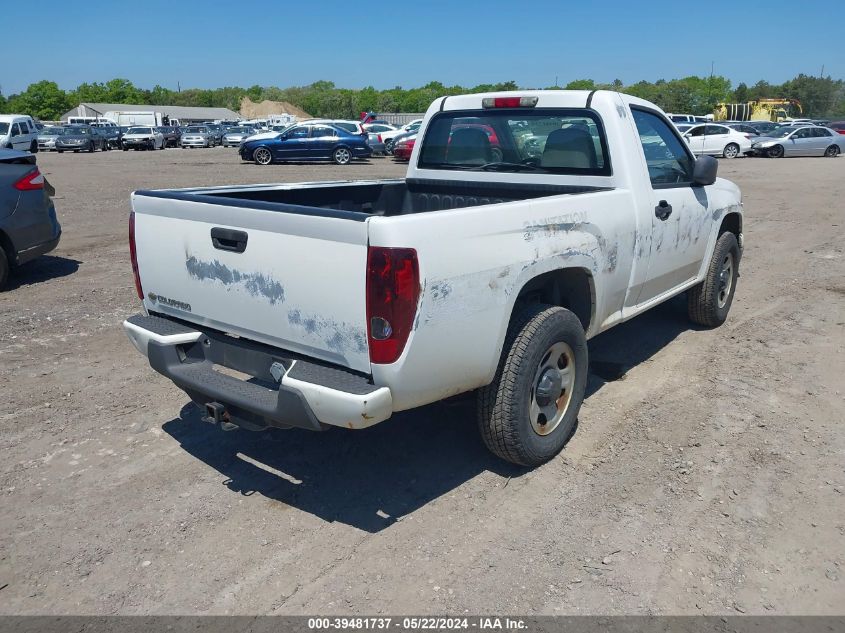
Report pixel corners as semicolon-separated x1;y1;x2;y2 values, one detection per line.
1;147;843;615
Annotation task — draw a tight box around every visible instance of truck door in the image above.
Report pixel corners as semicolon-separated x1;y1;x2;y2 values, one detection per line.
628;108;713;305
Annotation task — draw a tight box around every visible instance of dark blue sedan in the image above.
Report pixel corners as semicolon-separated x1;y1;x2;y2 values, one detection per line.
239;123;371;165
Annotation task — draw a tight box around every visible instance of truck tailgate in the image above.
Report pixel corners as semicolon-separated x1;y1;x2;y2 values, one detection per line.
131;192;371;373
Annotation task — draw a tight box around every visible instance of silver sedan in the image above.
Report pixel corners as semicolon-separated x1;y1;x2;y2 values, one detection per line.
221;127;256;147
180;126;214;148
750;126;842;158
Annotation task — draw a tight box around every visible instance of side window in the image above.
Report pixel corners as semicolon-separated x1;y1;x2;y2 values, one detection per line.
793;128;810;139
687;126;705;137
287;126;309;139
631;109;695;187
311;126;335;138
814;128;831;137
705;125;728;135
12;123;22;136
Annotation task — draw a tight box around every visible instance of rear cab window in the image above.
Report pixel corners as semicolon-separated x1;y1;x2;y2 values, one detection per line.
418;109;611;175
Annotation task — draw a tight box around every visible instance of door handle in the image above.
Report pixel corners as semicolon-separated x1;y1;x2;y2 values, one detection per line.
211;227;248;253
655;200;673;221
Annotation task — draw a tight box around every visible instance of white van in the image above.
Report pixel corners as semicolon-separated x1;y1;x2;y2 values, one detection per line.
0;115;39;152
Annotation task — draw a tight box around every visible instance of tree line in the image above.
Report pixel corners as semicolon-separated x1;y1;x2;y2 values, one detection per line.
2;74;843;121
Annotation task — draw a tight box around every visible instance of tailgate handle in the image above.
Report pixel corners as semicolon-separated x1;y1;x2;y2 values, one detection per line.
211;228;248;253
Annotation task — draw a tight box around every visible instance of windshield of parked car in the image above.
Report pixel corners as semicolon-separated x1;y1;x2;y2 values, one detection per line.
127;127;152;135
0;123;9;135
41;127;63;135
64;127;90;135
228;127;249;133
185;127;207;133
419;109;610;175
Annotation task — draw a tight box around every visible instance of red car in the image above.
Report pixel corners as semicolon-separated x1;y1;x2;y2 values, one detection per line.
830;121;845;135
392;135;416;161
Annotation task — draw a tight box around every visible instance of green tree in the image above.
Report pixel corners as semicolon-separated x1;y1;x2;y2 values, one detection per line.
6;80;70;120
564;79;596;90
733;82;749;103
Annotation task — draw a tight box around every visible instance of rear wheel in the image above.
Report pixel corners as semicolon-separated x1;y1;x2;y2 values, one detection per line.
332;146;352;165
688;232;740;327
824;145;840;157
477;304;588;466
722;143;740;159
767;144;784;158
253;147;272;165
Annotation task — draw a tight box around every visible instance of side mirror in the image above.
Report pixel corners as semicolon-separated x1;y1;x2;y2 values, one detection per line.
692;155;717;186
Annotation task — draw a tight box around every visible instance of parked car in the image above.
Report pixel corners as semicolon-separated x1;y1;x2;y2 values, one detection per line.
679;123;752;158
0;115;39;152
668;113;708;123
239;123;372;165
747;121;780;135
749;126;841;158
180;126;214;148
0;149;61;289
380;119;424;153
124;90;742;467
392;134;417;161
158;126;182;148
828;121;845;135
221;126;255;147
121;126;165;151
97;126;122;149
36;126;65;151
205;124;224;146
724;123;760;137
55;125;109;153
367;131;386;155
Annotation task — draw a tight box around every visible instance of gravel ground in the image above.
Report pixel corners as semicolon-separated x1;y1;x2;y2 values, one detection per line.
1;147;843;615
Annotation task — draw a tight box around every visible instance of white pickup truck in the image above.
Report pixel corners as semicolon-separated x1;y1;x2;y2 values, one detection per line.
124;90;743;466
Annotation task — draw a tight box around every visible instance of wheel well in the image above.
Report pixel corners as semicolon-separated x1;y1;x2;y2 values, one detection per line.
0;229;16;264
513;268;594;332
719;212;742;237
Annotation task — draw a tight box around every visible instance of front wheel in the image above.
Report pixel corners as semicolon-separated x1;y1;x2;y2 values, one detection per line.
253;147;272;165
332;146;352;165
824;145;840;157
722;143;740;159
477;304;588;466
0;244;9;290
688;231;740;327
767;144;784;158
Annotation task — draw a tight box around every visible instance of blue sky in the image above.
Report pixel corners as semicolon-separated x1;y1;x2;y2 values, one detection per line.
3;0;841;95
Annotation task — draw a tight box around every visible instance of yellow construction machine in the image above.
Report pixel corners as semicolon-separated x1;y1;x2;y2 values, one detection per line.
713;99;802;122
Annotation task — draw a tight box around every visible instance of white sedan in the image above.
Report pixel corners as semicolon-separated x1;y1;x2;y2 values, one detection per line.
677;123;752;158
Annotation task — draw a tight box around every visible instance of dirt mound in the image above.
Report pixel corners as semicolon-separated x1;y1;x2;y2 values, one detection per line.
240;97;311;119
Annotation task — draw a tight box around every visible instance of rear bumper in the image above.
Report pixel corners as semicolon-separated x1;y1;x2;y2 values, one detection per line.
123;314;392;431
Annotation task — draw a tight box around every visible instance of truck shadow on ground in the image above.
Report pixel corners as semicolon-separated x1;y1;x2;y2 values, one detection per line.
7;255;80;290
162;296;693;532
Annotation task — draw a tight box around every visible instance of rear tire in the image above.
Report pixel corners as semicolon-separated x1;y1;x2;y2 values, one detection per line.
0;244;9;290
688;231;740;327
477;304;588;467
824;145;840;157
30;140;38;153
332;146;352;165
722;143;740;159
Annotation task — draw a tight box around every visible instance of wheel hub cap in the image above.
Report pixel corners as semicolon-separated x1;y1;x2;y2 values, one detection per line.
529;342;576;436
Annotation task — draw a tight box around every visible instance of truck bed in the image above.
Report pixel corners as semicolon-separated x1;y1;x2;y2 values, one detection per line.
137;178;607;219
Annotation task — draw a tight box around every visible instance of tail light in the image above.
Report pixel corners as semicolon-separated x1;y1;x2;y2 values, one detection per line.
128;211;143;300
366;247;420;364
14;168;44;191
377;134;382;143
